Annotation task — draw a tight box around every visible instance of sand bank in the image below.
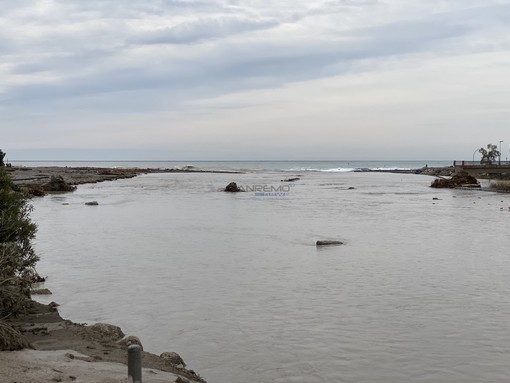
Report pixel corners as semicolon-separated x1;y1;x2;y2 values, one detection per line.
4;301;206;382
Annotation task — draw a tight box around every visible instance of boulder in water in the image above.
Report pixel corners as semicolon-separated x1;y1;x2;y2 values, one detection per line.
224;182;243;192
43;175;76;192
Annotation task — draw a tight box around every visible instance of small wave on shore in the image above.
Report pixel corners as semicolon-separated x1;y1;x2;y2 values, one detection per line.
281;166;414;173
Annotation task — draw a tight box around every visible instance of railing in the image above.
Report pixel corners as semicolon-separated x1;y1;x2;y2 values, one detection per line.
453;160;510;167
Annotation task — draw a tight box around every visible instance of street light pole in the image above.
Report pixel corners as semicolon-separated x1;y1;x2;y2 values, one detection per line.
499;140;503;166
473;148;479;163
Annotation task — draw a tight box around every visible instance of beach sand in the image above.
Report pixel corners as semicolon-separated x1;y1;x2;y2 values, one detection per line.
1;349;189;383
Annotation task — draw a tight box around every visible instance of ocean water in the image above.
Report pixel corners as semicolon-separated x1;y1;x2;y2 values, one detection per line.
12;159;451;173
29;161;510;383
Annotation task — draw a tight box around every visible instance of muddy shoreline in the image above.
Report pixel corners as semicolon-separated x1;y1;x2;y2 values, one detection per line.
0;301;205;383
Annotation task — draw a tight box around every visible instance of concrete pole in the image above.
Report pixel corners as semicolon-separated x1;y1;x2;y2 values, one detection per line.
128;344;142;383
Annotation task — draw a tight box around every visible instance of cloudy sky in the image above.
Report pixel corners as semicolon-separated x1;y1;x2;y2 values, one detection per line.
2;0;510;160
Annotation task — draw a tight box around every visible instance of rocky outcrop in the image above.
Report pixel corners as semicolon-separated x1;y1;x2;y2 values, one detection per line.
224;182;243;192
161;351;186;368
42;176;77;192
316;240;344;246
420;167;456;177
430;171;480;188
88;323;125;341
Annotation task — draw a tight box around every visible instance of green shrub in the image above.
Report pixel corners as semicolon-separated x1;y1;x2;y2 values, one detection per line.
0;162;38;350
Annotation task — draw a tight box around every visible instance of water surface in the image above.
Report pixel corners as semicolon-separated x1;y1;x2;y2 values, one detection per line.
32;169;510;383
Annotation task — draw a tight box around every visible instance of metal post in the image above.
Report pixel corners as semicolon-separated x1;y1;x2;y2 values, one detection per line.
128;344;142;383
499;140;503;166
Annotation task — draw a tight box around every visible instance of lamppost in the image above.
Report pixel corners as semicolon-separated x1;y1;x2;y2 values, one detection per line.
499;140;503;166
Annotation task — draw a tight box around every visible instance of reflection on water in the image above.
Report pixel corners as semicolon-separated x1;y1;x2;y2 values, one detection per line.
32;171;510;383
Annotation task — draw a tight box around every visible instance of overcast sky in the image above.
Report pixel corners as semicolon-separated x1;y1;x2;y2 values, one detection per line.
2;0;510;160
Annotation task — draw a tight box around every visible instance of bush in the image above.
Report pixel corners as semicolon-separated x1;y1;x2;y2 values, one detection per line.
0;163;38;350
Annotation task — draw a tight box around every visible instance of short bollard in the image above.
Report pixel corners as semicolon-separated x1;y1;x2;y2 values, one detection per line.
128;344;142;383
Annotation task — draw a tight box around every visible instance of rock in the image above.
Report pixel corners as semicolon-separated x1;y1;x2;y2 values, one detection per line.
175;377;191;383
48;301;60;311
430;171;479;188
224;182;243;192
88;323;125;341
42;175;77;192
347;187;356;190
160;351;186;368
421;166;456;177
85;201;99;206
316;240;344;246
282;177;300;182
117;335;143;350
31;288;52;295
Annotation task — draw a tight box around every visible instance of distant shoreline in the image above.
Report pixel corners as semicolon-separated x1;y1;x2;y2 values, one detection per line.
8;165;242;195
9;164;454;181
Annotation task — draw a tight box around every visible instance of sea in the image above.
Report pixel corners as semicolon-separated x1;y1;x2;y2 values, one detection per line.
18;160;510;383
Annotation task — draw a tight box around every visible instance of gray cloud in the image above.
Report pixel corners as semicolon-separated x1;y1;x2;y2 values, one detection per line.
131;16;280;45
2;0;510;158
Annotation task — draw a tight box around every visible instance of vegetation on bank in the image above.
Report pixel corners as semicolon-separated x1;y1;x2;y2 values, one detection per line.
0;151;39;350
489;180;510;192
